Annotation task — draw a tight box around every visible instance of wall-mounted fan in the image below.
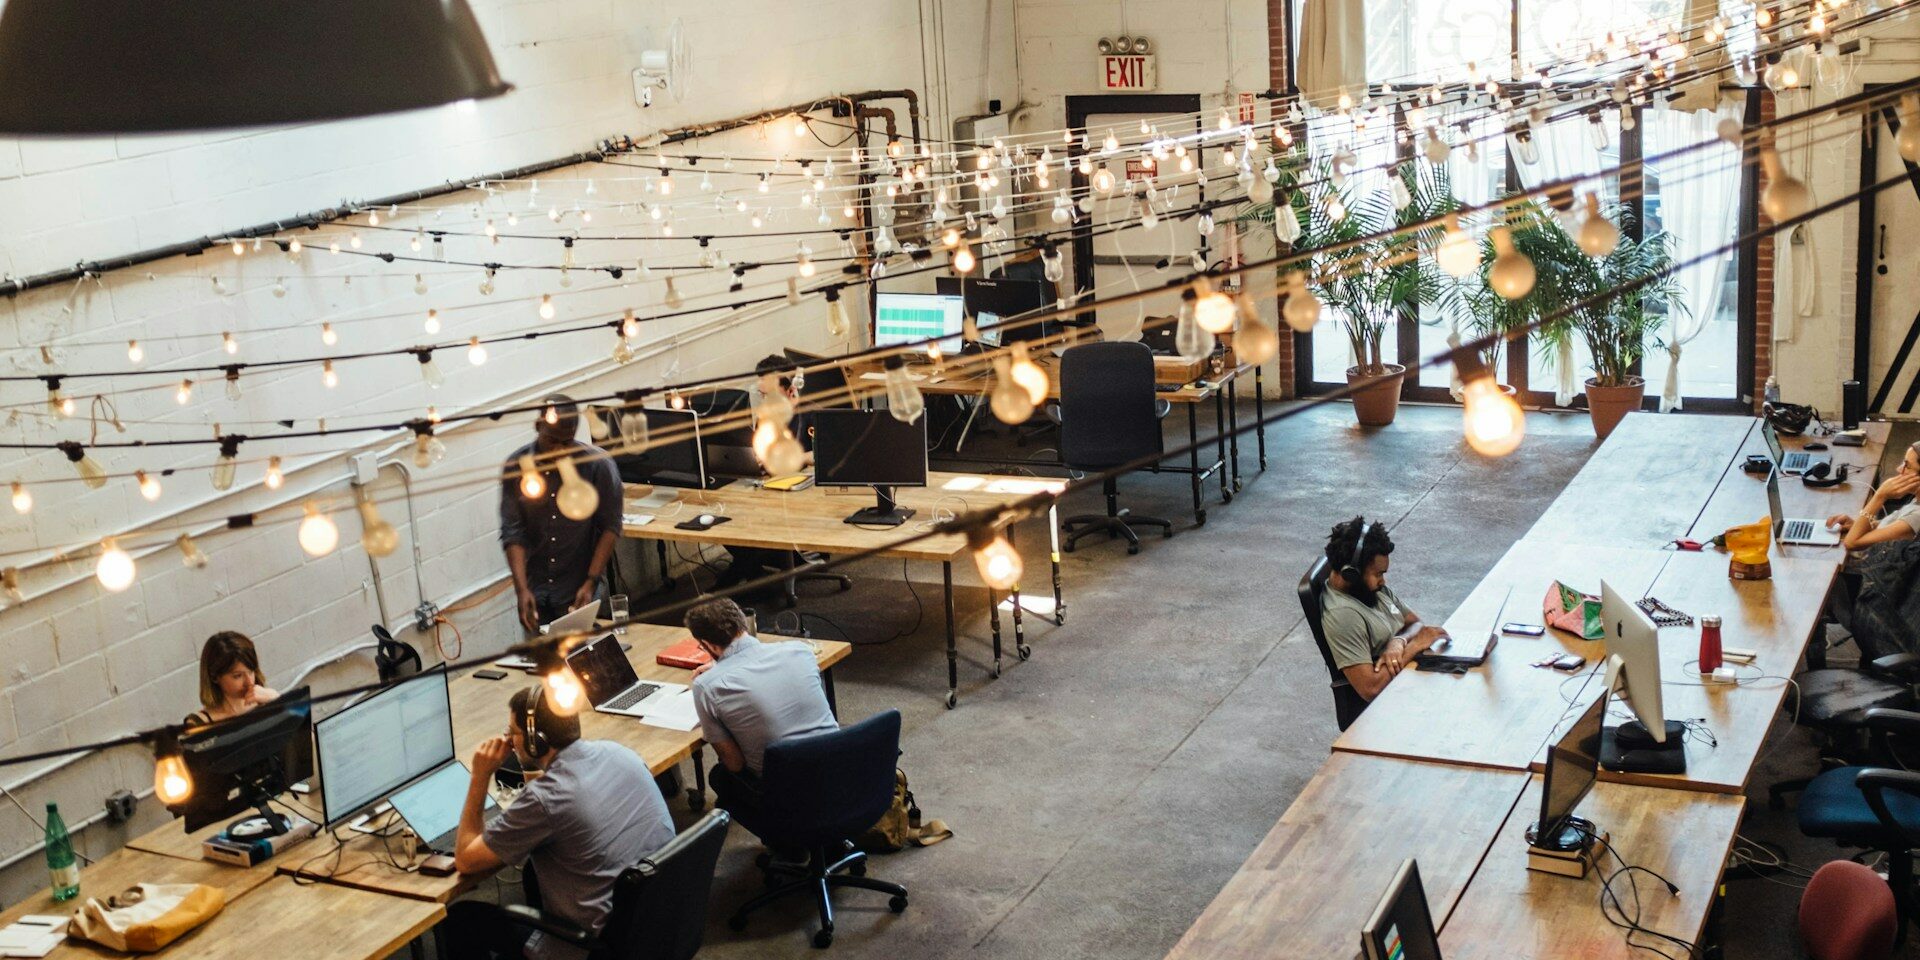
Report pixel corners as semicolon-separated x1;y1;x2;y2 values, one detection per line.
633;19;689;107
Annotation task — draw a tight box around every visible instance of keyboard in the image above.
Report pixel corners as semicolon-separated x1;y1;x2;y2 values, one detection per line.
1781;452;1809;471
607;682;661;711
1784;519;1815;541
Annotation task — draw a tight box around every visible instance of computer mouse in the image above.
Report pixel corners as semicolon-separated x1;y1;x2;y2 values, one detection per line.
698;513;716;526
1805;442;1828;451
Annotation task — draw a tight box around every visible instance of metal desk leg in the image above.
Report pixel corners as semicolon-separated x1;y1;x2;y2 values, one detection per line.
688;746;707;811
1186;403;1207;525
823;667;839;717
779;550;798;608
1048;503;1065;625
1226;375;1243;493
1255;366;1268;470
988;579;1003;680
1008;526;1028;662
411;937;427;960
1213;388;1232;503
655;540;672;591
942;562;959;709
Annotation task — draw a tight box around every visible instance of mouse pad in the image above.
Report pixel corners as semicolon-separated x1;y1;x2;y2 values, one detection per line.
675;516;733;531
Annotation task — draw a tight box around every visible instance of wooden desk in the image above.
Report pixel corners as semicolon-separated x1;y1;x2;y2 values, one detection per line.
1687;421;1889;559
1164;753;1526;960
0;854;438;960
1527;413;1757;549
1332;541;1673;771
1439;777;1743;960
624;472;1064;707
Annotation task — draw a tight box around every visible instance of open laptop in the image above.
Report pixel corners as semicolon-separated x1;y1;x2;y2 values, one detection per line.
565;632;690;718
1769;469;1841;546
1416;586;1506;671
1763;420;1829;475
387;761;498;854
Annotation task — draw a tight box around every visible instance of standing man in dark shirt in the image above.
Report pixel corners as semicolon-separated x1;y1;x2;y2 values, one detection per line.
500;394;625;633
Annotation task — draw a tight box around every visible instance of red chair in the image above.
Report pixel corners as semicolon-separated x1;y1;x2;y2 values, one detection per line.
1801;860;1897;960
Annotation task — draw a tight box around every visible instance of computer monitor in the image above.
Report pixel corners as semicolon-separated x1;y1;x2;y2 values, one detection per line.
690;388;759;480
1360;859;1442;960
607;407;721;489
175;686;314;835
1529;695;1605;851
314;665;455;830
785;347;853;410
874;291;966;355
938;276;1054;346
1600;580;1665;743
811;408;928;526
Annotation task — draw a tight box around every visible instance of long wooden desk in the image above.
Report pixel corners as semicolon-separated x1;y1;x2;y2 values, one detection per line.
1688;421;1893;560
0;847;440;960
623;471;1063;708
1164;753;1527;960
1527;413;1758;548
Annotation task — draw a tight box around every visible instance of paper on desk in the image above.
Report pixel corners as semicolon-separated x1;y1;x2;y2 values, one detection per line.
0;917;66;958
641;690;701;731
858;371;928;382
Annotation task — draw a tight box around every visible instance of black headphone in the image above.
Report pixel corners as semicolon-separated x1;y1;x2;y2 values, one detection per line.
519;685;551;759
1340;521;1374;582
1801;462;1852;488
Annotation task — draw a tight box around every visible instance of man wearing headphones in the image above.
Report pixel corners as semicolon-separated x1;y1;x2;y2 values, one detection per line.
1320;516;1449;702
500;394;625;634
446;686;674;960
716;356;816;592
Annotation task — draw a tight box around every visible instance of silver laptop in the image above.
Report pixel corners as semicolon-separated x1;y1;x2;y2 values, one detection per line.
1764;421;1829;475
1769;469;1841;546
387;761;497;854
565;633;689;718
540;601;600;638
1416;586;1505;670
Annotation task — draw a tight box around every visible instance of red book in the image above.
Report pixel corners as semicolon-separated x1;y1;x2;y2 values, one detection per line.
656;638;711;670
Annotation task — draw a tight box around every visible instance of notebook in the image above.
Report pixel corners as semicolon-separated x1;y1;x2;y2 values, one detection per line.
657;638;712;669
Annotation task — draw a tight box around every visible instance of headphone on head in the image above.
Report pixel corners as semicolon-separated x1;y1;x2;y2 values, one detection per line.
1340;521;1374;583
519;685;551;759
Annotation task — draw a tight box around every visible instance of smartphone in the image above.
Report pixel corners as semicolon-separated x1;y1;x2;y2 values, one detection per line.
474;668;509;681
1551;654;1587;672
1502;622;1546;637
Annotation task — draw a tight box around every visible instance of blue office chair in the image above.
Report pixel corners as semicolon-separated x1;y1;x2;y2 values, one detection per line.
1053;341;1172;555
724;711;908;948
1299;557;1370;731
1798;708;1920;945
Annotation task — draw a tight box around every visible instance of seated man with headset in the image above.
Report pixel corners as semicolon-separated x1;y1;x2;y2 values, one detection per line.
447;686;675;960
1319;516;1449;702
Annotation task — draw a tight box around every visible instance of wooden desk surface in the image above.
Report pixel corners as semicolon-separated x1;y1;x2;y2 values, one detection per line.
622;471;1065;562
850;358;1246;404
1687;421;1889;560
1164;753;1527;960
1331;540;1673;771
1438;776;1743;960
1527;413;1757;549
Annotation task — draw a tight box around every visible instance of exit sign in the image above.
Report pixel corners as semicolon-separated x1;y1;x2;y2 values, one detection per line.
1100;54;1156;91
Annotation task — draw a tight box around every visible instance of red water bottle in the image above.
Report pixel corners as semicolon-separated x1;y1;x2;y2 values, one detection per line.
1698;615;1723;674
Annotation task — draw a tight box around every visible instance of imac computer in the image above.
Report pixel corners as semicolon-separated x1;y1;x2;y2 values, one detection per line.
1360;859;1443;960
690;388;760;481
174;686;314;836
314;665;456;830
937;276;1053;346
1527;694;1606;851
1598;580;1686;774
604;407;729;490
874;291;966;356
811;408;928;526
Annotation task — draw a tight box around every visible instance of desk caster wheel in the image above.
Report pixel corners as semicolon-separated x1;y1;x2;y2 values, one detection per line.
1161;527;1173;539
728;914;748;933
1222;490;1234;504
686;790;705;812
889;895;909;913
1063;540;1076;553
849;859;867;877
945;691;957;709
990;662;1001;679
813;929;834;949
1017;644;1032;661
1195;510;1208;526
1127;541;1140;555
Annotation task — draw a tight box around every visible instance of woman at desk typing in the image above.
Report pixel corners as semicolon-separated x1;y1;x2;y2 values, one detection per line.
184;631;279;726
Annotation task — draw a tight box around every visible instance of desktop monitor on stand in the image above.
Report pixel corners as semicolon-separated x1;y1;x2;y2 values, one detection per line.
811;408;928;526
874;291;967;357
1526;693;1606;854
315;666;456;831
1360;859;1443;960
1598;580;1687;774
175;686;315;837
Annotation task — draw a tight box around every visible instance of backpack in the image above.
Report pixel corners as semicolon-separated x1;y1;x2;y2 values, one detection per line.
856;769;952;853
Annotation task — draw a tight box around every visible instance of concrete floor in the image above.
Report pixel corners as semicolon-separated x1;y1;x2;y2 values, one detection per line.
446;401;1890;959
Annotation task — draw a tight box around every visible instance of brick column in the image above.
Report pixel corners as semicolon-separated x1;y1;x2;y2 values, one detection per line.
1268;0;1298;398
1752;91;1777;412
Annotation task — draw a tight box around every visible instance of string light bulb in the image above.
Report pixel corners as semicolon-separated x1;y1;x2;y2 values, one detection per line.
222;332;238;355
58;442;107;490
1281;273;1322;332
1192;281;1239;334
537;646;587;717
263;456;284;490
153;732;193;805
212;438;240;491
467;336;489;366
136;470;161;502
9;482;30;514
322;360;338;388
969;525;1024;590
95;538;135;592
225;368;243;401
1488;227;1536;300
1007;342;1049;405
417;350;445;389
1456;353;1524;457
538;294;556;320
952;239;977;274
825;287;850;339
1759;145;1811;222
1576;194;1620;257
127;340;143;364
554;457;601;522
297;502;339;557
518;454;546;499
357;498;399;559
989;355;1036;424
320;323;337;346
424;309;441;334
1436;214;1481;277
176;533;208;569
883;355;925;424
412;430;447;468
176;379;193;405
663;277;684;310
1900;94;1920;163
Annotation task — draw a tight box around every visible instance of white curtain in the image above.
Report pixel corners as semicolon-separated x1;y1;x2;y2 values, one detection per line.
1645;99;1744;412
1512;115;1612;406
1298;0;1367;110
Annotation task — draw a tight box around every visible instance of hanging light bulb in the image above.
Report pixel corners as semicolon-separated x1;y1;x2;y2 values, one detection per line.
825;288;850;338
663;277;684;310
153;732;193;805
358;498;400;558
1488;227;1536;299
1576;194;1620;257
1008;343;1049;405
538;294;556;320
126;340;144;364
797;247;815;277
883;355;925;424
1456;353;1524;456
968;525;1023;590
518;454;546;499
263;456;284;490
222;332;238;355
320;323;337;346
479;269;496;295
136;470;161;501
1281;273;1322;332
466;336;489;366
989;355;1036;424
1236;314;1280;365
1175;298;1213;361
212;438;239;491
554;457;601;522
1512;129;1539;166
423;309;441;335
1760;145;1811;222
1041;246;1065;284
57;442;106;490
175;379;193;405
538;646;587;717
1436;215;1481;277
322;360;338;388
298;502;340;557
9;482;30;514
0;568;19;605
96;538;135;592
658;171;674;195
1325;195;1347;222
417;350;445;389
1092;165;1116;194
952;239;977;275
1191;281;1239;334
44;380;71;417
413;430;447;468
1900;94;1920;163
176;533;208;569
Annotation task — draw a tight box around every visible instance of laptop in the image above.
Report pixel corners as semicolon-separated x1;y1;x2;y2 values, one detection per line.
1763;420;1829;475
1416;586;1506;671
387;761;498;854
1769;469;1841;546
565;632;690;718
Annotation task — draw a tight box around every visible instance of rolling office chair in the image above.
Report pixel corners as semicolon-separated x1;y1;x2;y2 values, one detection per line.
1768;651;1920;809
470;809;731;960
1798;708;1920;945
1801;860;1898;960
1299;557;1370;731
1051;341;1172;555
724;711;909;948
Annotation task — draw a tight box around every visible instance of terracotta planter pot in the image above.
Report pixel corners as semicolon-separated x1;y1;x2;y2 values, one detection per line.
1584;376;1646;440
1346;364;1407;427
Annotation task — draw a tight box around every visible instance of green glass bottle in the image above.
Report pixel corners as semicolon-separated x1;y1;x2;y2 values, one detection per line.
45;802;78;902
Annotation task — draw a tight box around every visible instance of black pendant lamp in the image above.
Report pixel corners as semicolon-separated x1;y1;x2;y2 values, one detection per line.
0;0;512;134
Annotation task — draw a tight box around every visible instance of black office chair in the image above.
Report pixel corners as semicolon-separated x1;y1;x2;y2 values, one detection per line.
371;625;422;683
724;711;908;948
1053;341;1172;555
1769;652;1920;809
486;809;731;960
1300;557;1370;731
1798;709;1920;945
